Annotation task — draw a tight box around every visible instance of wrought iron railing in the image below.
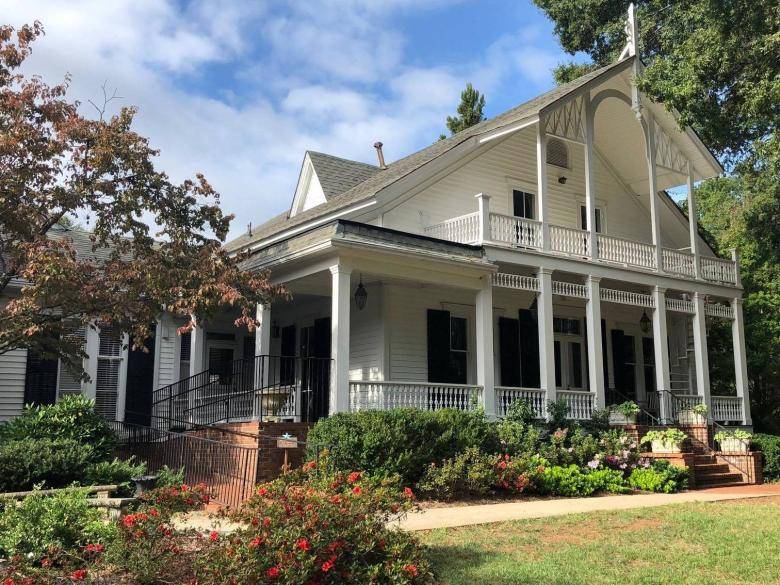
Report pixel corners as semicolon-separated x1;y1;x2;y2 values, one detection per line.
151;355;332;430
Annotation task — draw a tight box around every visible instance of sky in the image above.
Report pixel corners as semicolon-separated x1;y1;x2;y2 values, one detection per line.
2;0;582;241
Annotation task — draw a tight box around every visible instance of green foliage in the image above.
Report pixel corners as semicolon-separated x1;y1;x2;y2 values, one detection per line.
752;434;780;481
0;488;114;559
83;457;147;496
641;429;687;449
443;83;486;136
417;448;499;500
536;465;627;497
612;401;640;417
306;409;500;485
505;399;537;425
553;61;598;85
714;429;752;443
546;398;571;431
0;438;99;492
0;395;118;458
154;465;186;488
628;460;689;493
692;404;709;416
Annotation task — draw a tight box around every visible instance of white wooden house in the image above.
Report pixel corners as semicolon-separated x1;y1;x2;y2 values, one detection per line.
1;47;752;429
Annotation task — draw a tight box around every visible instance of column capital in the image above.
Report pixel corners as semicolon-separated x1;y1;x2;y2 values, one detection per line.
537;267;554;277
586;275;602;285
329;264;353;277
731;297;744;307
474;192;491;200
653;285;667;295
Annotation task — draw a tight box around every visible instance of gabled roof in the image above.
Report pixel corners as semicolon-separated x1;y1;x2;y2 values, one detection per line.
307;151;379;200
226;58;635;253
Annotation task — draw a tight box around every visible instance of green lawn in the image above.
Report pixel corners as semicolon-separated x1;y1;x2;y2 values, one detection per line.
421;498;780;585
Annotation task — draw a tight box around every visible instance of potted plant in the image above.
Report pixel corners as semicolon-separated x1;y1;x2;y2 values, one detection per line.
641;429;688;453
609;401;641;425
714;429;752;453
677;403;708;425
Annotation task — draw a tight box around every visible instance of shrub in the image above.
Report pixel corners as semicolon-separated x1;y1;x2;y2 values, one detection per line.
628;460;689;493
306;408;499;485
0;488;114;560
0;438;99;492
546;398;571;430
753;434;780;481
0;395;118;458
195;461;434;584
497;417;544;456
612;401;640;417
154;465;186;488
505;399;537;425
641;428;688;450
417;448;499;500
83;457;147;496
536;465;629;496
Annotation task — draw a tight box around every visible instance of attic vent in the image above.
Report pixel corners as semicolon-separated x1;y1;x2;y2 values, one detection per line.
546;138;569;169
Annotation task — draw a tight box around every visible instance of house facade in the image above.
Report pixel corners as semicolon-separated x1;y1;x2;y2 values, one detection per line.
1;54;752;431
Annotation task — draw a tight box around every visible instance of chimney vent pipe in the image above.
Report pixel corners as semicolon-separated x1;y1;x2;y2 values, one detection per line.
373;141;386;169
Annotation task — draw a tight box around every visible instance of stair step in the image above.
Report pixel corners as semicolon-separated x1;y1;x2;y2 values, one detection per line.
696;472;744;485
694;464;731;475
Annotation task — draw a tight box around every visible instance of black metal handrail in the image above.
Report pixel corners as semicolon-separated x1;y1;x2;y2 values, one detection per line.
151;355;331;430
606;387;661;426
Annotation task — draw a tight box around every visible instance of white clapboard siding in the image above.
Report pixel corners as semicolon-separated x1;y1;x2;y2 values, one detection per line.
0;348;27;421
382;125;693;251
156;316;180;388
350;283;383;380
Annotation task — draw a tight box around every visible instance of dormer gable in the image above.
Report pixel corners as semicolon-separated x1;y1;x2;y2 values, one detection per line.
290;152;327;218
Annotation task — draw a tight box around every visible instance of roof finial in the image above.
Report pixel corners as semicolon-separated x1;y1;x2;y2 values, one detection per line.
619;3;637;60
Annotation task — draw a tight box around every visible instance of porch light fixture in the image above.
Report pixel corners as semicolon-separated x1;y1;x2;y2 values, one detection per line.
354;275;368;311
557;176;567;185
271;320;280;339
640;310;651;334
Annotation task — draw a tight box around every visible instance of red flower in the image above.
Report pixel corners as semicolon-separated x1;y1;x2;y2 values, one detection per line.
123;514;136;528
348;471;361;483
41;557;52;568
85;543;105;553
210;531;219;542
257;487;269;496
249;536;263;548
321;560;335;573
296;537;311;551
266;566;281;579
4;578;14;585
263;517;271;527
352;486;362;495
149;508;159;517
403;487;415;499
181;484;190;491
71;569;87;581
404;564;419;577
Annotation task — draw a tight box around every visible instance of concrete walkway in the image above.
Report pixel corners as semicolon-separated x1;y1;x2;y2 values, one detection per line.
174;484;780;534
396;484;780;531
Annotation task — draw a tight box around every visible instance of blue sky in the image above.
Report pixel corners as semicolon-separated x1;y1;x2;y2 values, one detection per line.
2;0;582;240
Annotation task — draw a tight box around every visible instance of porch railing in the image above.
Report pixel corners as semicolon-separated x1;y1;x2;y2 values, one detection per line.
662;248;696;278
489;213;543;248
348;381;482;412
423;212;479;243
597;233;656;269
701;256;738;285
495;386;546;418
551;224;589;257
557;390;594;420
711;396;744;424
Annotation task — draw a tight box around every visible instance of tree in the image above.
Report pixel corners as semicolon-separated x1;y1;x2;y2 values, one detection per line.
0;23;283;376
441;83;486;139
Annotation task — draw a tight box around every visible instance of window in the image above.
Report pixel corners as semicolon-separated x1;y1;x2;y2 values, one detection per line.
58;327;86;397
546;138;569;168
512;190;535;220
579;205;603;233
427;310;468;384
95;325;123;419
553;317;581;336
179;332;191;380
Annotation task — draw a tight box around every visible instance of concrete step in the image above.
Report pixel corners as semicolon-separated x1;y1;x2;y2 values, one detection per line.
696;472;744;486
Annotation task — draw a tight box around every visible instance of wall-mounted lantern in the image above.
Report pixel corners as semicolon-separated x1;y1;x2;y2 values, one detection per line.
354;275;368;311
640;310;651;334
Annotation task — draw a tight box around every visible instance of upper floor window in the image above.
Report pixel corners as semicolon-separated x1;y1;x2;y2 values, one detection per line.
580;205;604;233
512;190;535;220
546;138;569;169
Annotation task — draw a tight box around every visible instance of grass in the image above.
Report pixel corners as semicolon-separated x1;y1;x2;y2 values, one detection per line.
421;497;780;585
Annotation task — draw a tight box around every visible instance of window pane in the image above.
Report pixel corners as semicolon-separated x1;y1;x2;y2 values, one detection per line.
554;340;562;387
450;317;467;351
595;208;602;233
580;206;587;230
570;342;583;388
524;192;535;220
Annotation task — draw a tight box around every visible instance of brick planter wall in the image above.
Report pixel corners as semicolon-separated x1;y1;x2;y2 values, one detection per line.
641;452;697;488
716;452;763;485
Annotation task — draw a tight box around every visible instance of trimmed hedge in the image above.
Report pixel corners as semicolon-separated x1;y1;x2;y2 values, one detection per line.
0;438;97;492
753;434;780;481
306;408;500;485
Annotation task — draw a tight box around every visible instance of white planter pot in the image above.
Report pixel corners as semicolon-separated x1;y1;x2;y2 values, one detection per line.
677;410;706;425
651;439;682;454
718;437;749;453
609;412;637;425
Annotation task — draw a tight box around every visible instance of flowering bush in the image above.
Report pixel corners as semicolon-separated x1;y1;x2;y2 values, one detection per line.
195;460;434;584
628;460;689;493
136;481;211;516
417;448;499;500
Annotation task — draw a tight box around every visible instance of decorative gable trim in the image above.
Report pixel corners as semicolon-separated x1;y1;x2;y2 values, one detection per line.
290;153;326;218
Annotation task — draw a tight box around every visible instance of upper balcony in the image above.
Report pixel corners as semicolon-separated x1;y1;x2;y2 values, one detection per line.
424;199;739;287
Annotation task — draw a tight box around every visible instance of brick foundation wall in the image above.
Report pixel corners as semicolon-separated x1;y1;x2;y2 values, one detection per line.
255;422;314;482
717;452;763;485
641;452;697;488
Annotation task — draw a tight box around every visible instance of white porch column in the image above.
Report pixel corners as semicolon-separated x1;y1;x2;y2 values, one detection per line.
537;268;556;406
585;276;605;409
330;264;352;415
692;292;712;420
536;120;550;251
652;286;672;421
475;275;496;417
189;319;205;377
475;193;492;244
731;248;743;288
583;91;598;261
254;303;271;403
645;113;664;273
731;298;752;425
686;162;701;279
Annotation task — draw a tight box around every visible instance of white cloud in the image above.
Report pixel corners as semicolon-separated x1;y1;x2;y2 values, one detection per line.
1;0;565;240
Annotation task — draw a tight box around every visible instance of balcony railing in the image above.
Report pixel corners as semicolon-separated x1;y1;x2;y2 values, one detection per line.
425;204;739;285
495;386;546;418
348;381;482;412
557;390;594;420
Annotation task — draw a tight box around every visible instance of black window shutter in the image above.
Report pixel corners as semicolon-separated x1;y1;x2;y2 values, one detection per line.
23;350;58;406
499;317;521;387
601;319;609;389
518;309;540;388
427;309;451;383
611;329;627;392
